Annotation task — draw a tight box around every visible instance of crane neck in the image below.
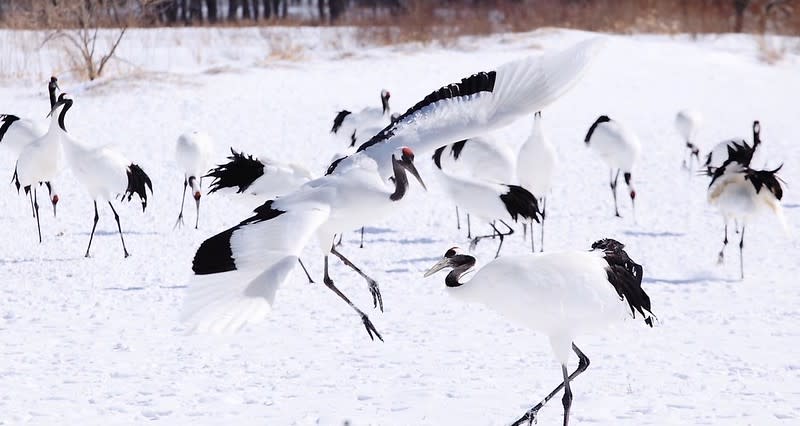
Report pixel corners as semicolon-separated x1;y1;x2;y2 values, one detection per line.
525;119;548;148
49;99;72;132
389;155;409;201
381;95;390;115
49;86;57;108
445;255;476;287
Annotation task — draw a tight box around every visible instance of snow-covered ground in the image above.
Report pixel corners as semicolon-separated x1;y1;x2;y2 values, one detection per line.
1;28;798;425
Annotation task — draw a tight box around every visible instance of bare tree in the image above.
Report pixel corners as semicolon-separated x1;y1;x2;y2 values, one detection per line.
734;0;750;32
207;0;218;22
42;1;156;80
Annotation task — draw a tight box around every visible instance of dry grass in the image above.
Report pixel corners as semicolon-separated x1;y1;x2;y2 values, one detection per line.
3;0;798;41
344;0;800;47
756;35;789;64
256;32;307;65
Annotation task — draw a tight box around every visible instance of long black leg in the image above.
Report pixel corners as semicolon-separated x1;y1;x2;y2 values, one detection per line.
45;181;56;217
511;343;590;426
717;220;728;264
85;201;99;257
739;224;745;280
561;364;573;426
522;221;528;240
330;244;383;311
470;220;514;258
540;197;546;252
33;187;42;243
466;213;471;239
610;169;621;217
322;256;383;341
174;177;188;229
455;206;461;230
25;185;34;218
108;202;130;258
297;258;314;284
359;226;364;248
335;233;343;247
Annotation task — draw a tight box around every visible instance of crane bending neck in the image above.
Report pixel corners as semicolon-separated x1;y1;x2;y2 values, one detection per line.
445;256;476;287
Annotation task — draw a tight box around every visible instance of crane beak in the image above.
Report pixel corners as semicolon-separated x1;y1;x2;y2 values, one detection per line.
400;157;427;191
423;257;450;277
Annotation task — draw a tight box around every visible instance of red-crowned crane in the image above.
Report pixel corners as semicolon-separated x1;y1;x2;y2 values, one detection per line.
424;239;654;426
584;115;641;218
174;131;213;229
181;39;607;340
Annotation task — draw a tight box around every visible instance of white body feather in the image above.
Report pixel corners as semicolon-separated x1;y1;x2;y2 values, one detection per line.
438;136;516;184
176;132;213;185
675;109;703;142
705;139;746;170
15;113;65;188
247;159;314;199
432;167;515;223
707;164;786;229
517;114;556;197
182;38;607;333
2;117;46;157
448;251;632;363
586;119;641;172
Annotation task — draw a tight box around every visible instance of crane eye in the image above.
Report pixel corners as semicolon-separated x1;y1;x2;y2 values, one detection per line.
444;248;457;258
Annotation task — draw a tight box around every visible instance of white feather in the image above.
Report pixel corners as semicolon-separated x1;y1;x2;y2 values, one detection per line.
346;37;606;179
675;109;703;142
517;113;557;197
182;201;330;333
586;119;640;172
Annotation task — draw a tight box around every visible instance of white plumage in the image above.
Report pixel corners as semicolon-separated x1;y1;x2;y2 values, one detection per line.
436;136;516;183
174;131;214;229
430;136;516;237
206;149;314;205
584;115;641;218
424;240;654;426
706;148;786;279
13;96;67;243
330;89;392;148
248;160;313;198
0;77;58;158
431;143;541;258
182;38;607;339
14;118;65;195
3;77;62;225
517;111;556;251
674;108;703;170
1;115;46;157
518;112;556;197
183;202;330;334
704;120;761;173
56;94;153;258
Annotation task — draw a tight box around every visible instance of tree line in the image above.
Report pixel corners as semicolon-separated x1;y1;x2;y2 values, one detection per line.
0;0;794;34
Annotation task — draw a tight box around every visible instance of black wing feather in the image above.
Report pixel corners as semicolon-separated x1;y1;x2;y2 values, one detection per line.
206;148;265;194
591;238;654;327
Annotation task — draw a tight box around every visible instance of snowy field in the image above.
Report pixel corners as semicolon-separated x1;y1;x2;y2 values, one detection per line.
1;28;799;425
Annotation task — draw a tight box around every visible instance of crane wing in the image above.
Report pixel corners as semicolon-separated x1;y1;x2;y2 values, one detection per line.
181;198;330;334
328;38;605;176
207;148;313;200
